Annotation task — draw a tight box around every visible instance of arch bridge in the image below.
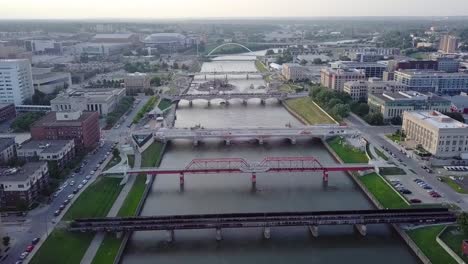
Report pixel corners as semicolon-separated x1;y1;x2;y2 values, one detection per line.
207;43;253;56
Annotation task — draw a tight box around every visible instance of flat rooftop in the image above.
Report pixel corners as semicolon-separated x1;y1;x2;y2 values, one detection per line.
32;112;96;127
20;139;72;154
0;162;46;182
371;91;449;103
405;111;468;129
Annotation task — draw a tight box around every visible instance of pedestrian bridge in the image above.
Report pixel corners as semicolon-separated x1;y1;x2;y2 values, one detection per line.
133;125;358;146
161;92;308;105
69;208;456;241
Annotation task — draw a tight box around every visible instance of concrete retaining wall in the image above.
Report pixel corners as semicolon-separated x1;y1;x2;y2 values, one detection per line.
323;139;432;264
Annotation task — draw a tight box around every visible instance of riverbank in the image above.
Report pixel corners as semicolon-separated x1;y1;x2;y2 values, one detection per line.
283;97;337;125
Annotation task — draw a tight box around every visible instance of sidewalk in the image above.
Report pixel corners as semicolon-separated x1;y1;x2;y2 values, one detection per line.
80;174;136;264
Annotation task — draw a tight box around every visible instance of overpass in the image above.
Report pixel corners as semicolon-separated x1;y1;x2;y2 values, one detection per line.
69;208;456;241
103;156;391;188
161;92;308;105
132;125;355;146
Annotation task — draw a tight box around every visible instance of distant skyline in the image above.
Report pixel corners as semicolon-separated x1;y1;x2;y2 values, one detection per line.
2;0;468;19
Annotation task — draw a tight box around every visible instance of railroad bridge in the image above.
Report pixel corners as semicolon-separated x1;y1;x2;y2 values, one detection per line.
69;208;456;242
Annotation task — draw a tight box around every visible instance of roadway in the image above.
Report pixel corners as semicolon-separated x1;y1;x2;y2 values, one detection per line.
345;114;468;210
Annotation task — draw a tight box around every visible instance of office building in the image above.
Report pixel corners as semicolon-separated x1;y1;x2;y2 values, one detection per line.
25;40;63;54
330;61;387;78
17;139;75;169
368;91;451;121
0;42;32;60
320;68;366;91
0;162;49;209
76;43;131;56
0;59;34;105
0;138;16;165
403;111;468;158
282;63;309;81
346;47;400;56
51;88;125;116
394;70;468;94
91;33;138;44
143;33;190;50
439;35;459;54
343;79;407;102
31;110;100;152
0;103;16;122
32;68;72;94
436;58;460;73
124;73;151;95
395;60;439;71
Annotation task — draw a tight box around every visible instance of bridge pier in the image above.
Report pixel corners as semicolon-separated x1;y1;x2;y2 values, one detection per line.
242;99;247;106
115;231;123;239
188;101;193;107
224;100;230;106
308;225;319;237
289;137;297;145
179;173;185;190
166;230;175;243
263;227;271;239
258;138;264;145
193;139;199;146
260;99;266;105
354;224;367;236
322;171;329;183
251;173;257;190
207;101;211;107
225;139;231;146
215;228;222;241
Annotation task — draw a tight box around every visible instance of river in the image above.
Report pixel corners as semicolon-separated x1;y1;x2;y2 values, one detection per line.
122;100;418;264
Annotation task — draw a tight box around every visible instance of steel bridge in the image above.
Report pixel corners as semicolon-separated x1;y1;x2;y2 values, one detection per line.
132;126;353;146
69;208;456;241
161;92;308;105
103;156;391;188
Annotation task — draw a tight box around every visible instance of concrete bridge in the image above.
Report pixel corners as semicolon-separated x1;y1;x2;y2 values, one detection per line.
133;125;357;146
69;208;456;241
161;92;308;106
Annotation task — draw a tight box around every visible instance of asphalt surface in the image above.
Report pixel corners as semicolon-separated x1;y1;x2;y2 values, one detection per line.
2;95;151;264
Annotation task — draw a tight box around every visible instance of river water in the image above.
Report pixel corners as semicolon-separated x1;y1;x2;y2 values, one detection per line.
122;101;417;264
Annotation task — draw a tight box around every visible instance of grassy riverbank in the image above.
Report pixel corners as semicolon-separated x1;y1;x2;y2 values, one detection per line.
327;137;369;163
407;225;457;264
31;178;123;264
359;173;408;208
284;97;336;125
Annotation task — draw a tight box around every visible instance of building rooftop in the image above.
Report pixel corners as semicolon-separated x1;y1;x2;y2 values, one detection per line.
371;91;450;103
405;111;468;129
32;111;97;128
0;162;46;182
0;137;15;152
92;33;135;39
396;70;468;77
19;139;72;154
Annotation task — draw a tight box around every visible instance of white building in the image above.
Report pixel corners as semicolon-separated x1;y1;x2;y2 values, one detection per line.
32;68;71;94
25;40;62;54
0;59;34;105
282;63;309;81
344;79;407;101
403;111;468;158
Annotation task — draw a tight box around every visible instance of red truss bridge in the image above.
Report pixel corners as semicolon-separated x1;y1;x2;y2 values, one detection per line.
103;157;390;187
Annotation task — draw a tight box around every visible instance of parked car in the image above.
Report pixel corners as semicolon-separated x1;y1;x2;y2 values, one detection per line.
85;175;91;180
53;210;61;217
77;184;84;190
59;204;65;210
26;245;34;253
67;194;74;200
63;199;70;205
70;180;75;186
410;199;422;203
32;238;40;245
72;189;79;194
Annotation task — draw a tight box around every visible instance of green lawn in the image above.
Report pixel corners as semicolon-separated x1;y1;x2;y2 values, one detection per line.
141;142;164;167
31;177;123;264
440;177;468;194
407;225;457;264
103;155;122;171
63;177;123;220
285;98;336;125
255;60;269;73
158;99;172;111
374;147;389;161
91;235;122;264
117;175;147;217
440;226;468;262
386;133;405;143
359;173;408;209
133;96;158;124
378;167;407;176
327;137;369;163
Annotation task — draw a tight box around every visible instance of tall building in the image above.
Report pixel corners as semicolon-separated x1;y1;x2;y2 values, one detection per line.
320;68;366;91
403;111;468;158
0;138;16;165
0;59;34;105
282;63;309;81
31;110;100;152
124;73;151;95
368;91;451;121
330;61;387;78
343;79;407;102
25;40;63;54
436;58;460;73
32;67;72;94
439;35;459;54
394;70;468;94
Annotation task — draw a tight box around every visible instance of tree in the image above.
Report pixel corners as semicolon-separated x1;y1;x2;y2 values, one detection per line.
327;98;343;109
112;148;120;159
391;116;402;125
150;76;161;86
11;112;46;132
339;55;351;61
313;58;322;64
351;102;370;117
299;59;307;66
364;112;384;126
172;62;179;69
266;49;275;56
458;212;468;235
331;104;350;119
2;236;10;247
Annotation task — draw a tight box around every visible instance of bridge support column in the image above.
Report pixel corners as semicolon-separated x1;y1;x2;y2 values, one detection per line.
290;137;297;145
115;232;123;239
251;172;257;190
224;100;230;106
225;139;231;146
193;139;199;146
308;225;319;238
166;230;175;243
215;228;222;241
263;227;271;239
242;99;247;106
207;101;211;107
322;171;329;183
260;99;266;105
258;138;264;145
354;224;367;236
188;101;193;107
179;173;185;190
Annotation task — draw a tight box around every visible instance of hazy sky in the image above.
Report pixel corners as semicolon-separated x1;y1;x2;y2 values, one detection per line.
2;0;468;19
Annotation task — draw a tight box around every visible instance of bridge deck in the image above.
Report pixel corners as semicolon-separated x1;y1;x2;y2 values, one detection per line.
69;208;456;232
